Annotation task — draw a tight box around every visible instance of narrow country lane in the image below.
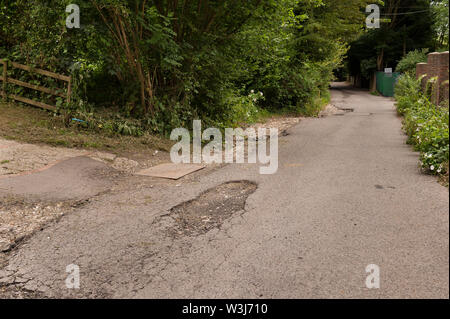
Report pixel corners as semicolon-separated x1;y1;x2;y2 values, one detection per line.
1;83;448;298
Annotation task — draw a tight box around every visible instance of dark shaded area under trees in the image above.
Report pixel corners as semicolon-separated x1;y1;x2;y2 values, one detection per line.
347;0;448;89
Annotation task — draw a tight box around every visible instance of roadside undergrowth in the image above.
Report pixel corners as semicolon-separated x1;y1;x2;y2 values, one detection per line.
394;73;449;187
0;102;173;156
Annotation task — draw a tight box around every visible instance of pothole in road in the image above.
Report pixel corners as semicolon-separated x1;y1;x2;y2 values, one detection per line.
167;181;257;237
336;107;354;113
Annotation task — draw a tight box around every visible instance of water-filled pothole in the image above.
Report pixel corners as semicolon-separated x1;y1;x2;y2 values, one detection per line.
168;181;257;237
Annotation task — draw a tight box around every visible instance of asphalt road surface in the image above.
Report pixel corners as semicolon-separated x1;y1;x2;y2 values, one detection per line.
0;83;448;298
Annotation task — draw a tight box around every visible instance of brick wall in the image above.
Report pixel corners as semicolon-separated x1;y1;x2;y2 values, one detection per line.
416;51;449;106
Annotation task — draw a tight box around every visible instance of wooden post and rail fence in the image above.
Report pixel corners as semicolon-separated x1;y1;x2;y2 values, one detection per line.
0;59;72;111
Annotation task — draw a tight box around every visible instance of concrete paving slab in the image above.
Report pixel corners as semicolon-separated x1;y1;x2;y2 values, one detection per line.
135;163;205;180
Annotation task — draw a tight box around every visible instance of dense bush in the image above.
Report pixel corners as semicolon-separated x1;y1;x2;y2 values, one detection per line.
395;73;424;115
396;49;429;75
395;74;449;176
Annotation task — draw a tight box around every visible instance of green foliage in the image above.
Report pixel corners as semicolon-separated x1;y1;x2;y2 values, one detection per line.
396;49;428;75
394;73;423;114
221;90;263;127
1;0;371;134
395;73;449;175
432;0;449;50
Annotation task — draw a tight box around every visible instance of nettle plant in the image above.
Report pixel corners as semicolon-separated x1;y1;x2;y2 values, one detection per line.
415;109;450;174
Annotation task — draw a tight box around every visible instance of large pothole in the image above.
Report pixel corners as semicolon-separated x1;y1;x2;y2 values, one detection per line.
168;181;257;237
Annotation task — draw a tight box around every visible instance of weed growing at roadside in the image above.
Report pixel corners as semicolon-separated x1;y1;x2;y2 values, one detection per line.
395;74;449;180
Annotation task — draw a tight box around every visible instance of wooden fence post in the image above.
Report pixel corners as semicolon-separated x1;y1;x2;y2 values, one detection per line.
2;60;7;102
0;58;70;110
67;77;72;105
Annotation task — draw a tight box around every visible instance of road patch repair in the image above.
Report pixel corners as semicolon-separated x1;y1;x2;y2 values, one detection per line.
0;156;120;202
0;138;87;177
0;156;122;253
0;136;210;256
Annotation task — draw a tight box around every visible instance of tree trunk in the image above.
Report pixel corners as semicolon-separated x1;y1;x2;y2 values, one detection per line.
370;72;377;92
377;48;384;71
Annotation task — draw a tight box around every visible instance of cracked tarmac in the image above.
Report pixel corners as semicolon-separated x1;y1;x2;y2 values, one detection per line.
0;83;448;299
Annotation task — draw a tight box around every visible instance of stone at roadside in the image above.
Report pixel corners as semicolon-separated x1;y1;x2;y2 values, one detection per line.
90;151;117;163
112;157;139;173
0;239;11;252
